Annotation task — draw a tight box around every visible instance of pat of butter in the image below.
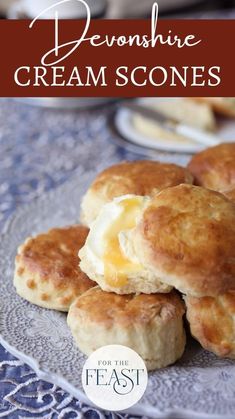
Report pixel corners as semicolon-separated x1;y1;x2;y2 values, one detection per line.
84;195;149;287
103;197;144;287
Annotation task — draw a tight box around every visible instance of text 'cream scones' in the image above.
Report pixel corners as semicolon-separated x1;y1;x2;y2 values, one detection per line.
132;184;235;297
14;225;95;311
79;195;172;294
81;160;193;226
67;287;186;371
185;293;235;358
188;143;235;191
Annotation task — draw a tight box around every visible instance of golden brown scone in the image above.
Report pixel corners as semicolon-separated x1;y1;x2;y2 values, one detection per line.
81;160;193;226
133;184;235;297
195;98;235;118
14;225;95;311
79;249;171;295
67;287;186;371
185;293;235;358
188;143;235;191
223;187;235;203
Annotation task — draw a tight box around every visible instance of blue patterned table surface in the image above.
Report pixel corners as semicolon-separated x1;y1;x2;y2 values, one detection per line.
0;97;194;418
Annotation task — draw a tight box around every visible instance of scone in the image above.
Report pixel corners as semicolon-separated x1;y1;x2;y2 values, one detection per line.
79;195;172;294
185;293;235;358
81;160;193;226
188;143;235;191
67;286;186;371
132;184;235;297
14;225;95;311
195;98;235;118
79;186;235;297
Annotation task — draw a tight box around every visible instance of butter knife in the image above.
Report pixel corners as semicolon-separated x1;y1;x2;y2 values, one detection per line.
122;101;220;147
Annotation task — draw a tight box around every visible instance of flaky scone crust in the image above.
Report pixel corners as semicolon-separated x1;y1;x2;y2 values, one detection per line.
68;287;186;370
133;184;235;297
14;225;95;311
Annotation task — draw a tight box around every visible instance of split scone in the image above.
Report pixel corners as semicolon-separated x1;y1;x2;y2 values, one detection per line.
195;98;235;118
223;187;235;203
188;142;235;192
131;184;235;297
79;195;172;294
67;286;186;371
81;160;193;226
14;225;95;311
79;185;235;297
185;293;235;359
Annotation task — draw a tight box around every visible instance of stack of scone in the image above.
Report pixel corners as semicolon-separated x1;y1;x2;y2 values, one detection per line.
14;152;235;370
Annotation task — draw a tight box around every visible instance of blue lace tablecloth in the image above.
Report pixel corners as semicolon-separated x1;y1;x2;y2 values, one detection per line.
0;98;192;418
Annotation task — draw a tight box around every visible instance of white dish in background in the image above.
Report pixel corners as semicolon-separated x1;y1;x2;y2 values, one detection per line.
115;98;235;154
1;169;235;419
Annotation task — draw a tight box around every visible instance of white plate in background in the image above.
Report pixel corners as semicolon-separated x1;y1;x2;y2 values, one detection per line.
115;98;235;154
1;170;235;419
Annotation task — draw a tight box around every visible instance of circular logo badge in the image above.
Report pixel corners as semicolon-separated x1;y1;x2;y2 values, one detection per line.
82;345;148;411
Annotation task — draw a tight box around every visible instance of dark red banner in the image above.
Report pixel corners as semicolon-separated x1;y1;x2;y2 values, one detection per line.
0;19;234;97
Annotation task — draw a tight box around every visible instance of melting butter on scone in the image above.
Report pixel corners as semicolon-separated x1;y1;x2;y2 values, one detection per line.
79;194;172;294
79;185;235;297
